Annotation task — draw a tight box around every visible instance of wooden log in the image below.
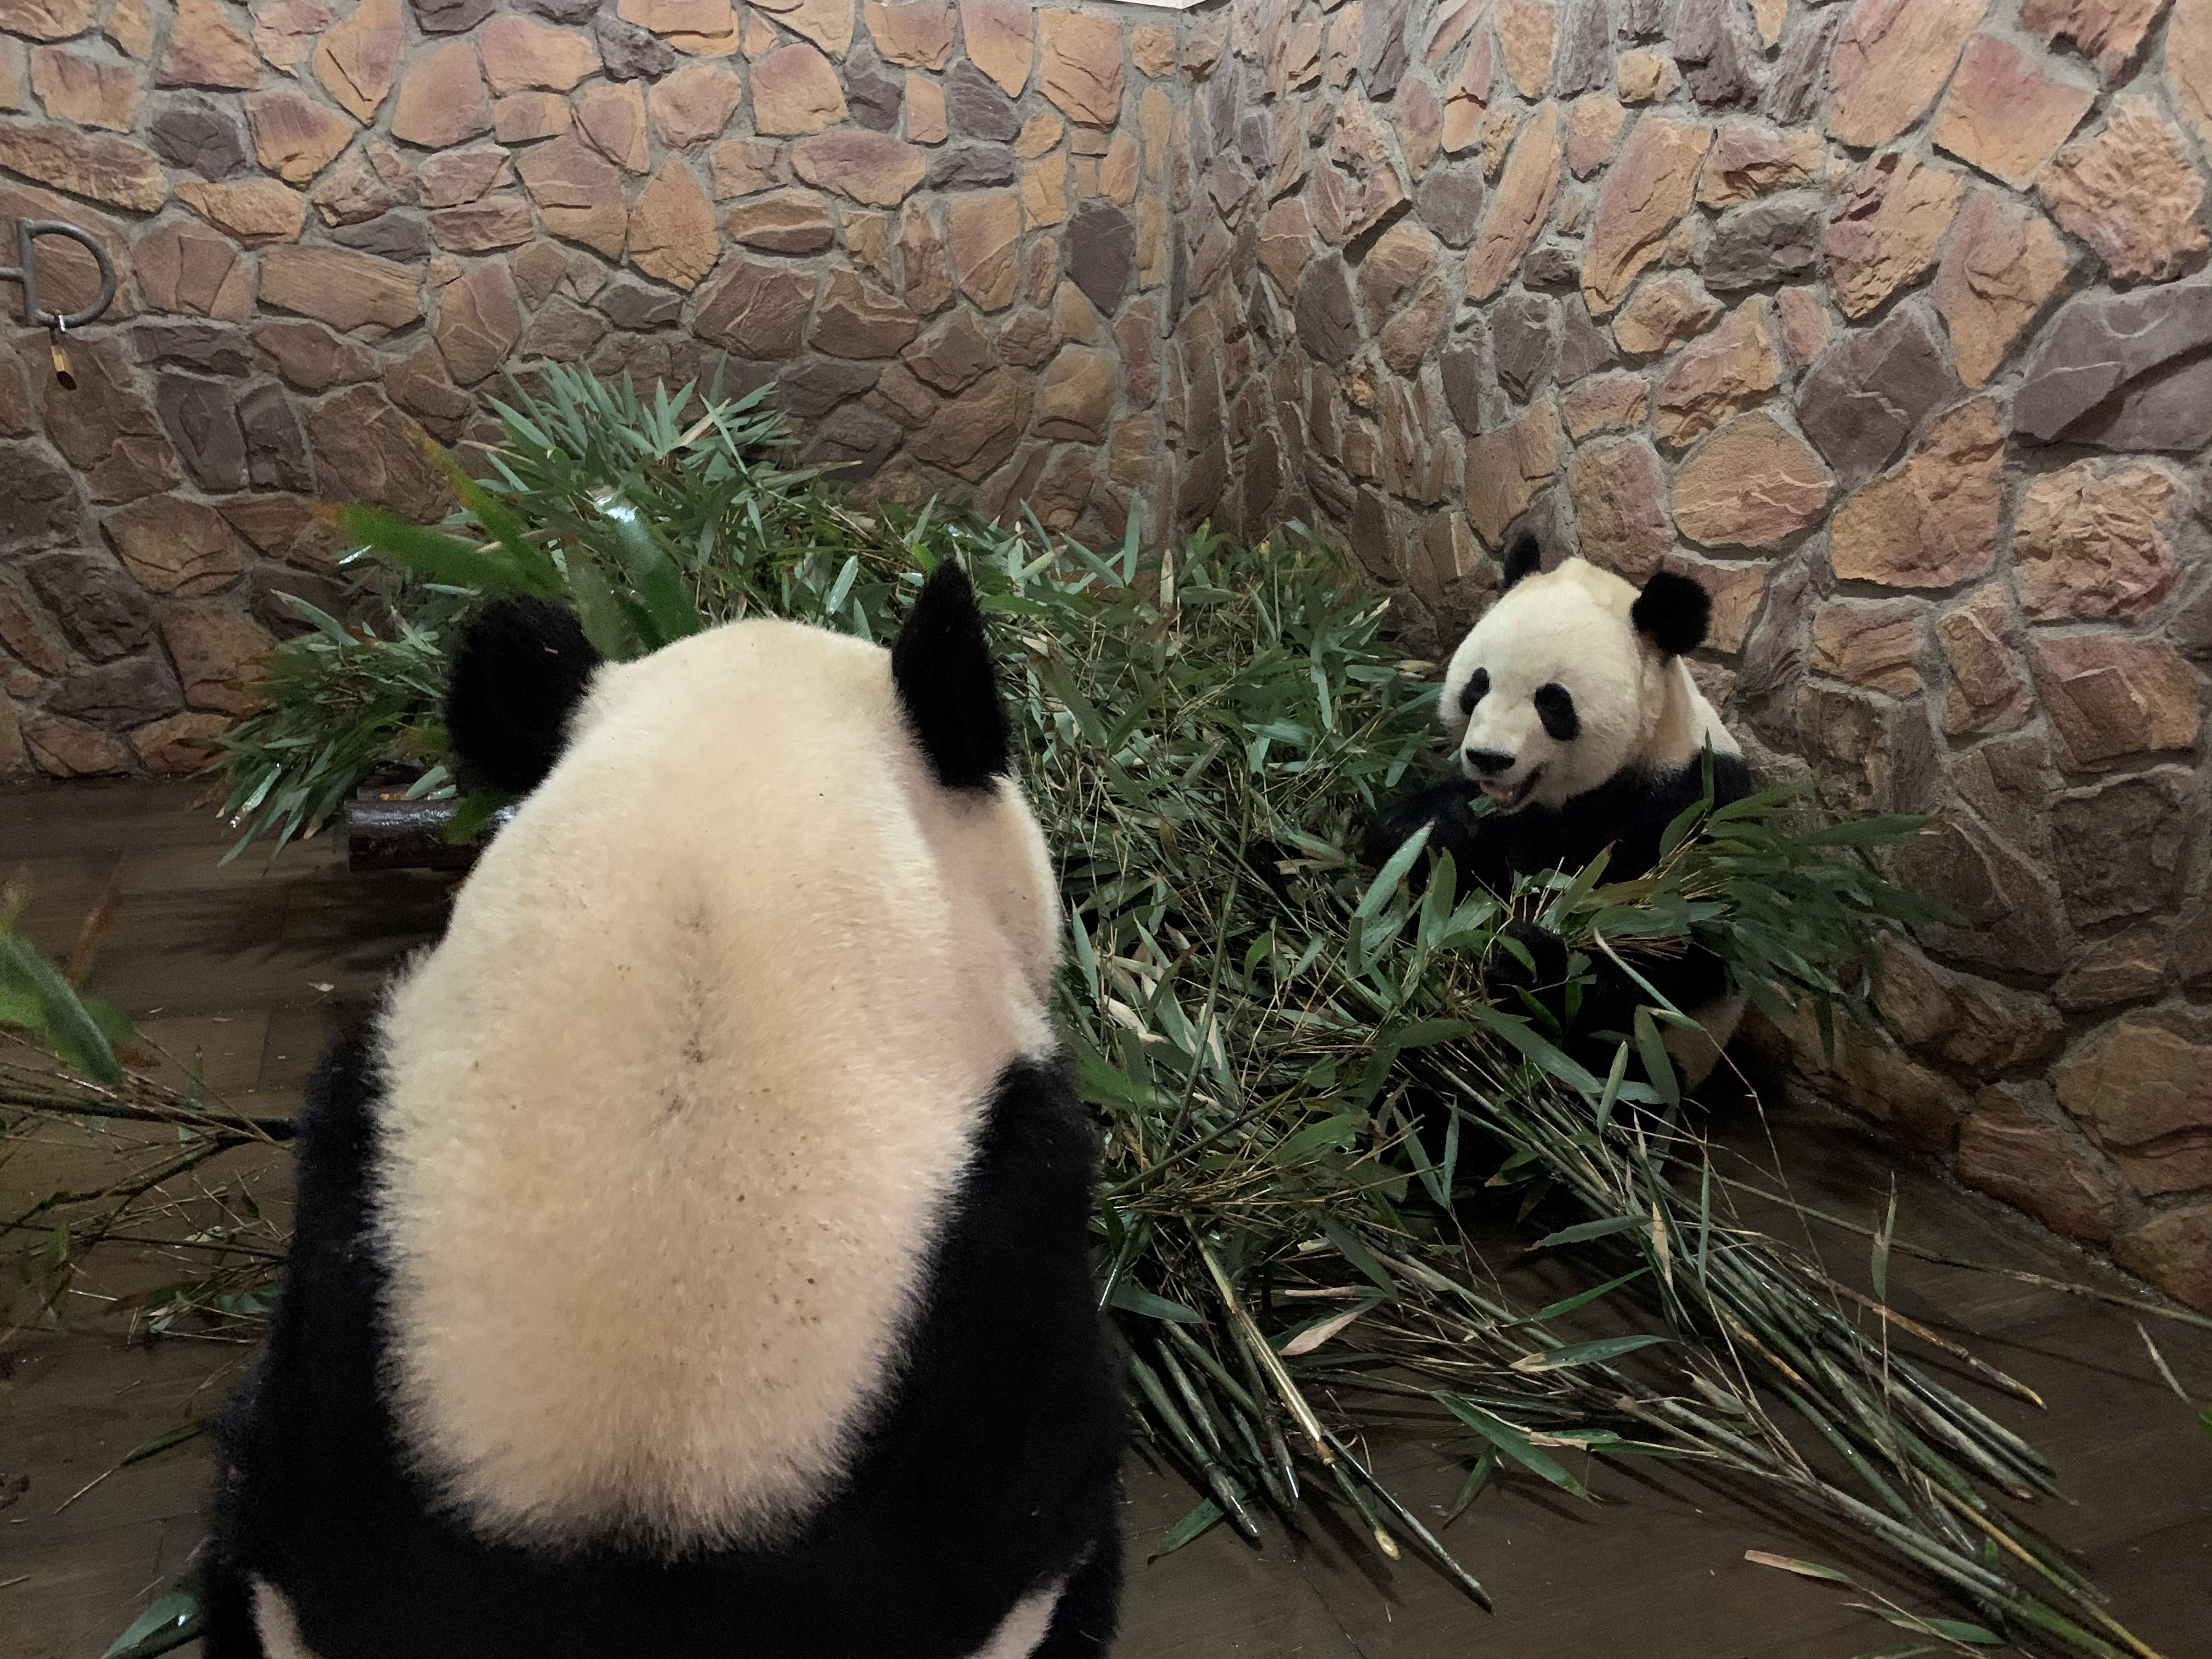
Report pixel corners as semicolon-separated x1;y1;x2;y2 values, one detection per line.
344;799;512;873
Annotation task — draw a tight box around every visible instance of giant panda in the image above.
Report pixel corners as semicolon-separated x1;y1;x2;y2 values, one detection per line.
202;564;1126;1659
1364;535;1753;1088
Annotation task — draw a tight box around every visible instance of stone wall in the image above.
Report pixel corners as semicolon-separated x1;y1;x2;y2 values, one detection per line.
3;0;2210;1311
0;0;1196;780
1193;0;2212;1310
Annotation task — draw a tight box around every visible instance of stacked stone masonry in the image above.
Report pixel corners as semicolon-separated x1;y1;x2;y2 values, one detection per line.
0;0;2208;1312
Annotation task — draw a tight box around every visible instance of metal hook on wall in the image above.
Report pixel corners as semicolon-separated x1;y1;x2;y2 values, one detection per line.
0;219;120;392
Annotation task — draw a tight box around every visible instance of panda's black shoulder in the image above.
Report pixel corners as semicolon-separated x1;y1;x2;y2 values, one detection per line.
1558;751;1753;883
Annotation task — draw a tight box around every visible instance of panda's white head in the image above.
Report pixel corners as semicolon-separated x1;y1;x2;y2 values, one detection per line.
1439;537;1728;812
442;561;1061;1007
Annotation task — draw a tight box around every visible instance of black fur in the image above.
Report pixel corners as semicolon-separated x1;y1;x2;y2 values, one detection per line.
444;599;604;796
1499;534;1542;591
1457;667;1490;714
895;563;1011;791
206;1037;1125;1658
1362;751;1752;1070
1532;682;1579;742
1628;571;1711;658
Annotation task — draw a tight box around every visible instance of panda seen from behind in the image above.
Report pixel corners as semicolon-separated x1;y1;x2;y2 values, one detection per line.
1364;534;1754;1087
203;564;1126;1659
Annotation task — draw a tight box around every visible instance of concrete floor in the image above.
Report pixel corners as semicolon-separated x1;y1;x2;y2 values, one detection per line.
3;782;2208;1658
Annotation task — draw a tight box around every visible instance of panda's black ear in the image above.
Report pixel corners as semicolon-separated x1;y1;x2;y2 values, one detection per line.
1630;571;1711;658
1499;533;1542;591
444;598;603;795
893;562;1008;790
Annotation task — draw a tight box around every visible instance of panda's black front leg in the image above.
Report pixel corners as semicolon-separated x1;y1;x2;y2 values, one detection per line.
1363;777;1512;901
1483;919;1730;1075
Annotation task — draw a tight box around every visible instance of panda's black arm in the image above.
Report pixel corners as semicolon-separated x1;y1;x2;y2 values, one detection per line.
1362;778;1516;899
1489;919;1731;1052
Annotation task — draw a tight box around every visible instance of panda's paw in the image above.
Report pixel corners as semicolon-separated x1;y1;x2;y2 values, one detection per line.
1483;919;1570;998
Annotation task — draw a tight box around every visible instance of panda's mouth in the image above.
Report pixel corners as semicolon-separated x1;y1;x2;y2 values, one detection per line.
1479;766;1544;810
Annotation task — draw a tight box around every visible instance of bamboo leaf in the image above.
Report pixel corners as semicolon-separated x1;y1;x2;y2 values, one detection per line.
1438;1396;1588;1497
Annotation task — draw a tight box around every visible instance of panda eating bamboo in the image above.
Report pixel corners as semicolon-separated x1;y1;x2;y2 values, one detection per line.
203;565;1126;1659
1365;535;1756;1089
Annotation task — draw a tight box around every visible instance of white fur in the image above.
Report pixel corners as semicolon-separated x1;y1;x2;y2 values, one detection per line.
250;1576;1069;1659
1439;560;1737;811
371;617;1063;1558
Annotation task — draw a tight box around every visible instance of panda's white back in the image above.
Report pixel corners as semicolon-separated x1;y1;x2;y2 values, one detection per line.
369;616;1062;1559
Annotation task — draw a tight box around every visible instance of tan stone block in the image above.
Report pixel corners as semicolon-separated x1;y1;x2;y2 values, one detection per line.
177;176;308;243
1568;435;1671;579
162;600;273;715
1696;120;1822;209
1825;0;1983;149
2169;0;2212;155
1931;32;2097;189
1496;0;1558;98
1560;371;1648;438
1932;189;2069;386
752;41;850;134
2030;631;2200;771
0;118;166;211
946;188;1021;309
911;366;1029;479
1038;7;1121;127
1829;398;2005;589
2013;459;2181;621
1464;397;1562;549
1468;101;1560;302
1101;127;1138;207
158;0;261;90
129;709;228;775
23;715;130;777
1774;285;1829;369
1652;297;1778;449
790;130;926;205
1131;21;1172;78
1611;272;1720;356
29;46;143;131
1441;28;1491;153
628;161;719;289
1580;112;1709;314
865;0;955;68
259;243;420;331
1824;150;1965;320
430;196;533;252
724;188;834;253
1936;585;2032;736
494;91;570;143
692;256;815;356
479;13;600;98
516;133;628;256
1021;151;1068;228
1563;94;1624;179
2059;1012;2212;1200
313;0;403;122
2055;928;2168;1012
959;0;1032;95
104;494;240;595
747;0;848;57
1672;410;1832;551
708;137;788;199
1035;342;1116;440
244;88;356;185
246;0;326;72
2022;0;2169;80
391;39;489;148
134;217;253;319
2038;94;2209;283
1812;598;1922;696
898;200;952;314
905;72;947;143
1616;48;1676;104
577;81;651;173
648;59;743;148
0;0;98;42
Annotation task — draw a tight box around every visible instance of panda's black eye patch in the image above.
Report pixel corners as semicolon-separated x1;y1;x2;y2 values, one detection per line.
1458;668;1490;714
1534;682;1579;741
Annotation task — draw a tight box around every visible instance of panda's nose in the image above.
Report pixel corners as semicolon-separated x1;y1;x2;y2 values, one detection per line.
1465;748;1516;776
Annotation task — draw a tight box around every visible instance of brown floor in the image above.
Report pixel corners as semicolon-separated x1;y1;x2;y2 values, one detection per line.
2;782;2208;1659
